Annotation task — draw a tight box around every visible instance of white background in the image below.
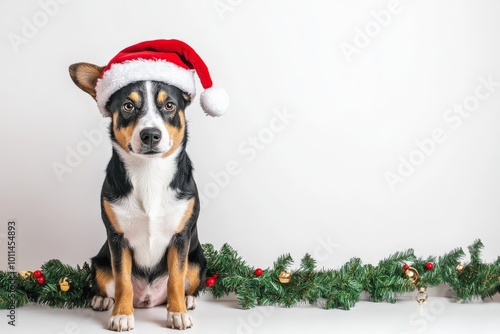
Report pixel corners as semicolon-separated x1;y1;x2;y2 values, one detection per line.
1;0;500;333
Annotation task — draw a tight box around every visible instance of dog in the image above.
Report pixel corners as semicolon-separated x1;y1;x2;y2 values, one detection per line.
68;40;228;331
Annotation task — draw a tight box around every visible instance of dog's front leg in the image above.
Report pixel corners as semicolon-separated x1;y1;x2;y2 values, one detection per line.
166;238;191;330
108;242;134;332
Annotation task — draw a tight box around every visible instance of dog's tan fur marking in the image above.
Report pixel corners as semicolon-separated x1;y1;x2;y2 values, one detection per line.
128;91;141;105
175;198;195;234
111;247;134;316
186;264;201;296
163;110;185;158
167;247;188;313
103;199;123;234
157;90;168;105
112;112;136;152
95;267;113;297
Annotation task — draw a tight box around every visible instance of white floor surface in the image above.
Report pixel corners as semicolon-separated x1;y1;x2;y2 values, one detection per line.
2;293;499;334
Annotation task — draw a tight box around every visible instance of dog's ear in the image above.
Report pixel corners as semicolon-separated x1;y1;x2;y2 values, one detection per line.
182;92;192;107
68;63;104;100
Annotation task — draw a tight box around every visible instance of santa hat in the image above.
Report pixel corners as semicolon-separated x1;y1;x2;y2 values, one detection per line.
95;39;229;117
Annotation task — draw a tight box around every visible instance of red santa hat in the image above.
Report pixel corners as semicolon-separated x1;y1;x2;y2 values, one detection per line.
95;39;229;117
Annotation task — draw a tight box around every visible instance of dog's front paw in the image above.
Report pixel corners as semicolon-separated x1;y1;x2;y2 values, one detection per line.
185;296;197;310
108;314;135;332
166;311;193;330
91;295;114;311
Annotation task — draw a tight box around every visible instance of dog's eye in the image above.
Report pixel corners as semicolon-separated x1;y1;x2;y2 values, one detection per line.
164;102;176;112
122;102;134;112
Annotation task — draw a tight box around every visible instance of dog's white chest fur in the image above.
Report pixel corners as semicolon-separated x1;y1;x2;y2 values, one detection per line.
110;147;187;269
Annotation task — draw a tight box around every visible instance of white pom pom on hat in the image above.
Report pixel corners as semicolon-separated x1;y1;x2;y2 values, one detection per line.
200;87;229;117
94;39;228;117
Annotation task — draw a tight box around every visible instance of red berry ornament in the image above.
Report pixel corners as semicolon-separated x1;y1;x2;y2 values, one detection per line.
425;262;434;270
403;264;409;271
212;273;218;280
206;277;216;287
254;268;263;277
33;270;43;279
37;276;45;284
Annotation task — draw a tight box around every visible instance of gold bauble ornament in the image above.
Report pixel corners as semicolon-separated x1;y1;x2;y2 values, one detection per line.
456;263;465;272
18;271;33;279
416;286;428;304
404;267;420;284
278;270;291;284
58;277;71;292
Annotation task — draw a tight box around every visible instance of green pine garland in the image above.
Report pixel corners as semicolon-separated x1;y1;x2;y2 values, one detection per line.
1;240;499;310
0;260;92;309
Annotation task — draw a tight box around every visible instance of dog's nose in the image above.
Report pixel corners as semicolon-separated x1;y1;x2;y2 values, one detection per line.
140;128;162;146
